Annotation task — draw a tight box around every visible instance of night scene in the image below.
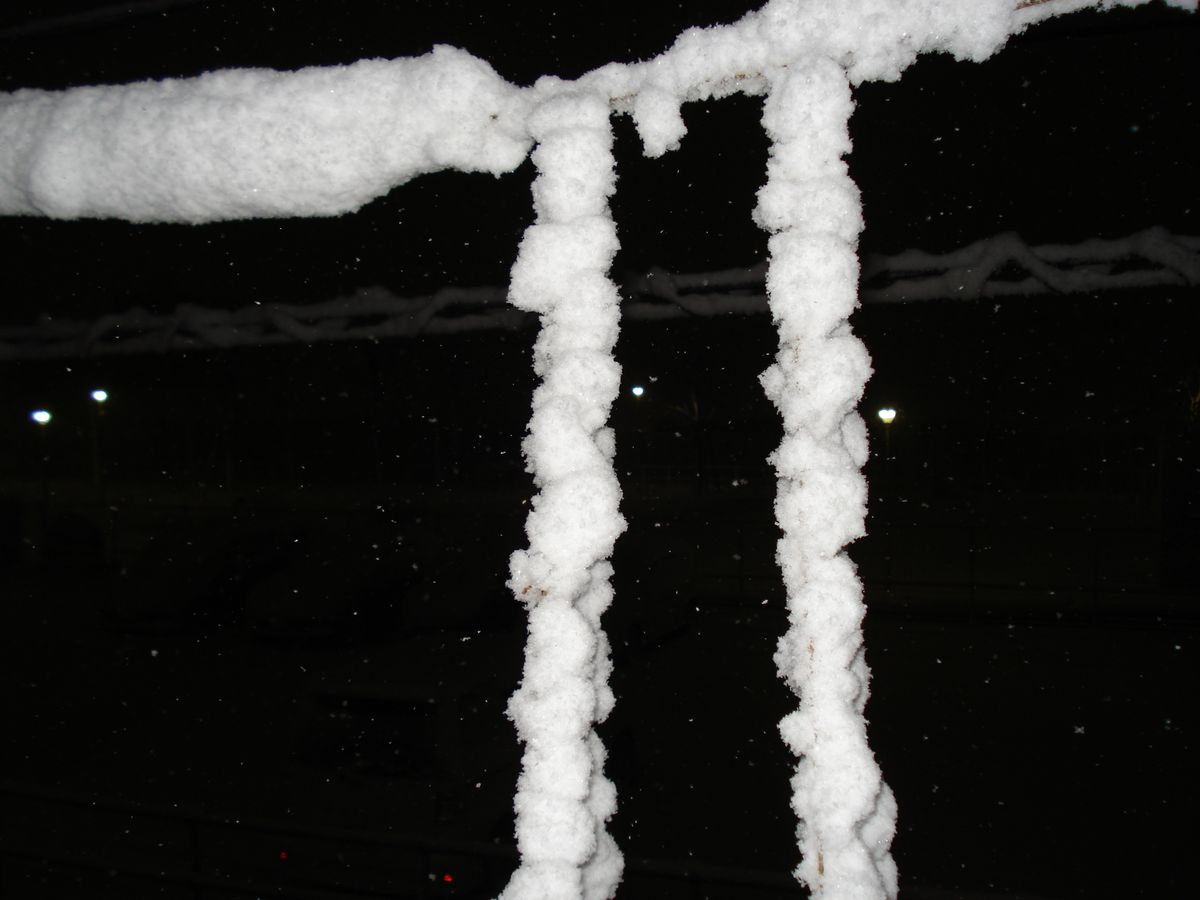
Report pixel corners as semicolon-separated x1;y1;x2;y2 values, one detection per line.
0;1;1197;899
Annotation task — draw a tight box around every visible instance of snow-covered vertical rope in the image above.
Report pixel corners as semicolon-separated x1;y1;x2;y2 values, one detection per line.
502;90;625;900
755;59;898;900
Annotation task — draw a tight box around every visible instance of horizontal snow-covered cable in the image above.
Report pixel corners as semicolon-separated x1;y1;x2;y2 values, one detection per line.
0;47;533;222
1015;0;1196;28
3;2;1193;224
2;228;1194;358
861;228;1200;301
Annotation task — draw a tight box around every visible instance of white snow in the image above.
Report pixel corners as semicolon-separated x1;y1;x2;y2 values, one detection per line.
0;1;1193;898
755;57;897;899
0;46;530;222
503;91;625;900
1014;0;1196;28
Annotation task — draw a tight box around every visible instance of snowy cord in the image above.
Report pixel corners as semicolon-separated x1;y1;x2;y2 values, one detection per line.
502;91;625;900
755;59;898;900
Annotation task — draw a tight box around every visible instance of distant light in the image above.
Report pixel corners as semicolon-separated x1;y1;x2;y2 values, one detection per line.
30;409;52;425
630;385;645;398
441;873;454;883
278;850;288;861
877;407;897;425
91;389;108;403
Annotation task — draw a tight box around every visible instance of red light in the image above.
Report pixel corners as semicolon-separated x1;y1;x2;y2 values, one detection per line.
442;873;454;883
279;851;288;860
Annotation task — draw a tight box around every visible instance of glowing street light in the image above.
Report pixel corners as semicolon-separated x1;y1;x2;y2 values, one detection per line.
630;385;645;398
30;409;54;527
877;407;897;460
88;390;109;485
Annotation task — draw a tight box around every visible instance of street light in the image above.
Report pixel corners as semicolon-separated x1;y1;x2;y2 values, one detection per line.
30;409;53;528
630;385;645;397
89;390;108;485
88;389;113;558
875;407;899;586
877;407;896;459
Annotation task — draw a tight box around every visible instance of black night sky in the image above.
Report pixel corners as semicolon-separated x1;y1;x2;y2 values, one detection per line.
0;2;1197;899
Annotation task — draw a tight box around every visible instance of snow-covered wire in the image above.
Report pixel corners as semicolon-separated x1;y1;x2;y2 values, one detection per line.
1012;0;1196;28
755;58;896;899
0;47;531;222
3;228;1194;359
501;91;625;900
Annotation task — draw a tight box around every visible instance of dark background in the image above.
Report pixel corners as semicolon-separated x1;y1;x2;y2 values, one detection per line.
0;2;1197;898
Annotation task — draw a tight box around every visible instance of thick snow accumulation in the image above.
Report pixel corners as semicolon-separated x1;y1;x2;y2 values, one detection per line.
755;57;897;897
2;0;1193;224
1;1;1194;898
0;46;531;222
502;92;625;900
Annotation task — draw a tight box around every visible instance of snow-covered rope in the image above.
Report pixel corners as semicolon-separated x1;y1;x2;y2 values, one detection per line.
0;47;532;222
756;59;897;898
501;91;625;900
3;2;1194;226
